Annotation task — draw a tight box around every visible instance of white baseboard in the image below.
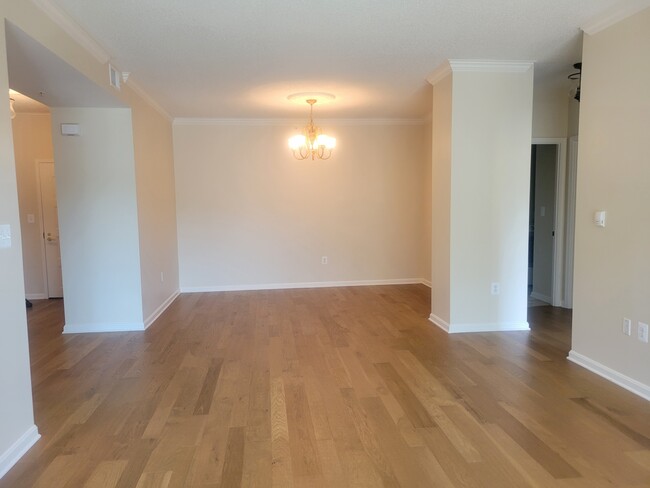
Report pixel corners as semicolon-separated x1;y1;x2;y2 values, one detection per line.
63;321;145;334
181;278;429;293
428;313;451;332
421;279;432;288
25;293;47;300
0;425;40;479
143;290;180;330
530;291;552;304
429;314;529;334
568;350;650;402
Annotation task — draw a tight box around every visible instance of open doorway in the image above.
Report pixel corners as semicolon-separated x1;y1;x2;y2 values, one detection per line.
528;138;568;308
10;91;62;305
6;20;132;335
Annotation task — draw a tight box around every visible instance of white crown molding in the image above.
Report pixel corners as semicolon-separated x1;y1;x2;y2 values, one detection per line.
126;79;172;122
173;117;427;127
428;59;535;85
448;59;535;72
427;62;452;86
581;0;650;35
30;0;111;64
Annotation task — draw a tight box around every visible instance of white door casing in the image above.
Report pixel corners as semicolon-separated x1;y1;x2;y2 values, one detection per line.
531;138;568;308
37;160;63;298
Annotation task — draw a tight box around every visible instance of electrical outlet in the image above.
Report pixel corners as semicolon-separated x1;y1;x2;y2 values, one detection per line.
638;322;649;343
321;256;328;265
623;318;632;336
490;282;500;295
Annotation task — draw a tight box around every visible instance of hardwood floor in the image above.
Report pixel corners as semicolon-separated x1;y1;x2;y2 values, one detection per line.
2;285;649;487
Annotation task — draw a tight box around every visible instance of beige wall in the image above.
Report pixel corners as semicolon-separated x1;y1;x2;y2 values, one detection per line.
572;7;650;391
430;74;453;323
567;97;580;138
421;119;432;285
174;122;430;290
130;97;179;322
532;81;569;138
11;113;54;298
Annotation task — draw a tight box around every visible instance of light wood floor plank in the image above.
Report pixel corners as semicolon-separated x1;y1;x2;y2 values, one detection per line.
1;286;649;487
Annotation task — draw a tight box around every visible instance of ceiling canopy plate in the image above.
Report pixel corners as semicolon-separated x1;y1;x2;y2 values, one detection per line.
287;92;336;105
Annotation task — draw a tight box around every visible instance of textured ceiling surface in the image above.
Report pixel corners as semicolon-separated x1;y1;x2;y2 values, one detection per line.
48;0;621;118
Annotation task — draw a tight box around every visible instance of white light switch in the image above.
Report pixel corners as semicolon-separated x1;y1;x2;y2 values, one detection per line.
594;211;606;227
0;224;11;249
540;206;546;217
27;213;35;224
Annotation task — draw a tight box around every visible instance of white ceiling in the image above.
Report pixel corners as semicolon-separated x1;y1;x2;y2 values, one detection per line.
44;0;625;118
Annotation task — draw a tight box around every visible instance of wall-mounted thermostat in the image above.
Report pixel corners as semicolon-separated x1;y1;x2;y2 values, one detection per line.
61;123;80;136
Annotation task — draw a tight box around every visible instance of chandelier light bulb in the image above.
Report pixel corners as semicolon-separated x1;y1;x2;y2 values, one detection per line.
289;134;306;149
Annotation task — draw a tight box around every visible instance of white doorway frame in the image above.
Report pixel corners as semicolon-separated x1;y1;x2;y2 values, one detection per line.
531;138;567;307
564;136;579;309
34;158;59;299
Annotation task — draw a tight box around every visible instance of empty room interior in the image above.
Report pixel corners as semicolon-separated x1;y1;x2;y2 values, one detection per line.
1;1;649;487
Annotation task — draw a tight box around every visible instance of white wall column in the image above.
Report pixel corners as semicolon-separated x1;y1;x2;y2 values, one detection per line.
50;108;145;333
0;20;40;479
428;60;534;333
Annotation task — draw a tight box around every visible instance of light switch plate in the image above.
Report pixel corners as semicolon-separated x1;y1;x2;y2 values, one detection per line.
639;322;649;343
0;224;11;249
594;211;606;227
27;214;35;224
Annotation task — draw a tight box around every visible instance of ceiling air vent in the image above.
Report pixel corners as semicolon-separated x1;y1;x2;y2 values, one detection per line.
109;64;121;90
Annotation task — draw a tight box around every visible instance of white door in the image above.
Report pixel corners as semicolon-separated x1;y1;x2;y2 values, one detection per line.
38;161;64;298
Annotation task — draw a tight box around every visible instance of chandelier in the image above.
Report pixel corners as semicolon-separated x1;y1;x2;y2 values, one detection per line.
288;97;336;160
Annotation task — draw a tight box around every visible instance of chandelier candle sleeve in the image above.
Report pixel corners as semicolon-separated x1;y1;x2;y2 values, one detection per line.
288;98;336;160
